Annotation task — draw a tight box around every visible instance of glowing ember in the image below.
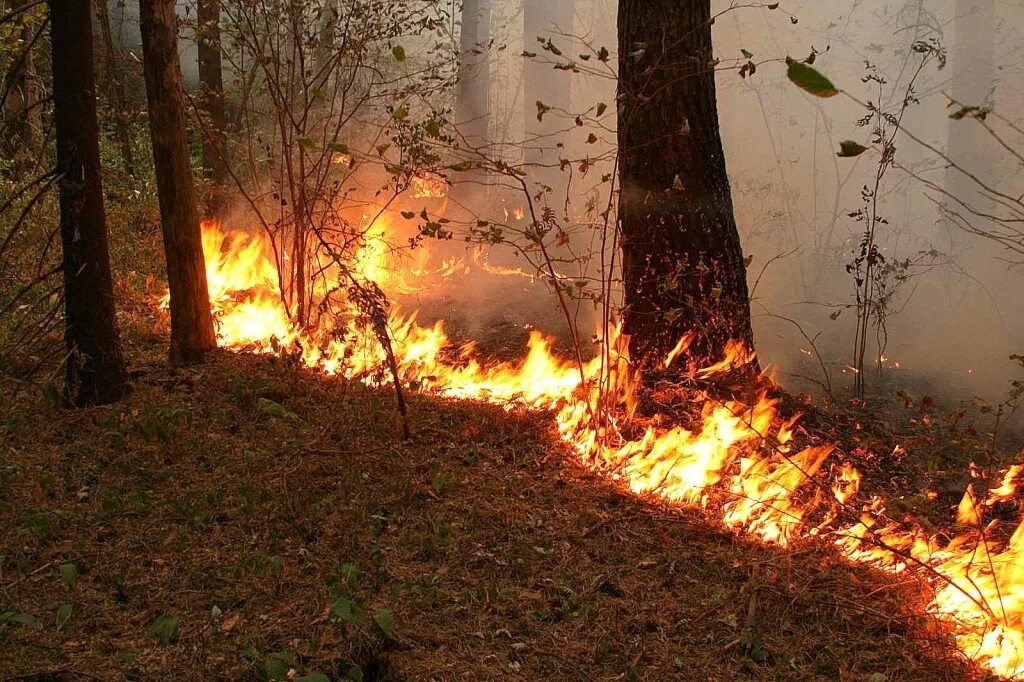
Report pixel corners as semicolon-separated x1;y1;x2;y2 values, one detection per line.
170;219;1024;680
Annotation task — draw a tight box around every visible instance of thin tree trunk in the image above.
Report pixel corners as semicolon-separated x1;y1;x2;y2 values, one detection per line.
315;0;338;79
944;0;996;235
617;0;755;367
456;0;489;147
139;0;217;364
197;0;228;210
95;0;137;177
50;0;129;406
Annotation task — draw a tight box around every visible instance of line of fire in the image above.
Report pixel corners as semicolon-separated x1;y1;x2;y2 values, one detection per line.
3;1;1023;680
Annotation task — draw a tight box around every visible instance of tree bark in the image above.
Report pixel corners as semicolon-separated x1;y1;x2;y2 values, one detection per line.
50;0;129;406
95;0;137;177
139;0;217;364
523;0;571;167
197;0;228;208
617;0;755;366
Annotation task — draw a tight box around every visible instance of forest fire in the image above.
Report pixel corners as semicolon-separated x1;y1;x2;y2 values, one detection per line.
188;219;1024;679
8;0;1023;677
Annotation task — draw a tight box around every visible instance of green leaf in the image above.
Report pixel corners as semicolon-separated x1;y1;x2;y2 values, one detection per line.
328;142;349;153
296;675;331;682
58;562;78;591
837;140;868;157
339;563;360;589
392;106;408;121
1;611;38;628
146;614;181;645
372;608;394;637
786;57;838;98
264;657;288;680
331;596;368;627
392;45;406;62
264;650;296;679
257;398;299;421
56;603;73;631
297;136;315;149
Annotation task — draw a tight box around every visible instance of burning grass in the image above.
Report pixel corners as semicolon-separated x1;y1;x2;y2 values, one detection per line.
2;218;1021;680
0;351;973;680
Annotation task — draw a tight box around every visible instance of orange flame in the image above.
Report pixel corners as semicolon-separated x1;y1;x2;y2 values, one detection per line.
166;219;1024;680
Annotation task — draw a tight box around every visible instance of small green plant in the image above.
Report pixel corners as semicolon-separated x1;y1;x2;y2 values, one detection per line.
326;563;395;640
262;649;296;680
146;614;181;645
0;610;38;630
132;402;189;444
55;603;72;631
228;376;276;411
57;562;77;591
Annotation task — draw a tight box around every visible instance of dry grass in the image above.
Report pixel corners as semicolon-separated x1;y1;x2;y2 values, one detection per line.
0;348;978;681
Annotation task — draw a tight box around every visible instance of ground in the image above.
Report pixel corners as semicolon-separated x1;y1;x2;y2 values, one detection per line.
0;347;981;681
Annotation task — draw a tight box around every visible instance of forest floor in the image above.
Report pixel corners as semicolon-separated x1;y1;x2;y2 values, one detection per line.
0;336;988;681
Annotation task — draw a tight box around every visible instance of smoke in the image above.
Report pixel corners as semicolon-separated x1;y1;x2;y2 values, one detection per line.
163;0;1024;404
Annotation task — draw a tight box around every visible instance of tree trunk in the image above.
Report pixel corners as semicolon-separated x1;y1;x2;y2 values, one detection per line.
197;0;228;209
617;0;755;367
95;0;137;177
456;0;489;148
139;0;217;364
523;0;571;167
50;0;129;406
944;0;996;235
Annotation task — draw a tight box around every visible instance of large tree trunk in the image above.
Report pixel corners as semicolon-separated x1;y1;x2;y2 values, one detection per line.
95;0;137;177
139;0;217;364
197;0;228;209
617;0;755;367
522;0;571;167
456;0;490;148
50;0;128;406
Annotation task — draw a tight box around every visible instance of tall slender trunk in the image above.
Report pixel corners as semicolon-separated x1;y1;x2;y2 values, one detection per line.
523;0;571;167
617;0;755;367
456;0;490;147
50;0;128;406
95;0;137;177
944;0;996;235
139;0;217;364
197;0;228;210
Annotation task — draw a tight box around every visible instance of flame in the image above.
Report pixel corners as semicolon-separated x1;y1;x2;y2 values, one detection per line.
410;173;447;199
165;219;1024;680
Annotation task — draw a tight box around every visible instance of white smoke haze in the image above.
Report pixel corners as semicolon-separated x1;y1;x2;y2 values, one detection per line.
469;0;1024;405
107;0;1024;405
